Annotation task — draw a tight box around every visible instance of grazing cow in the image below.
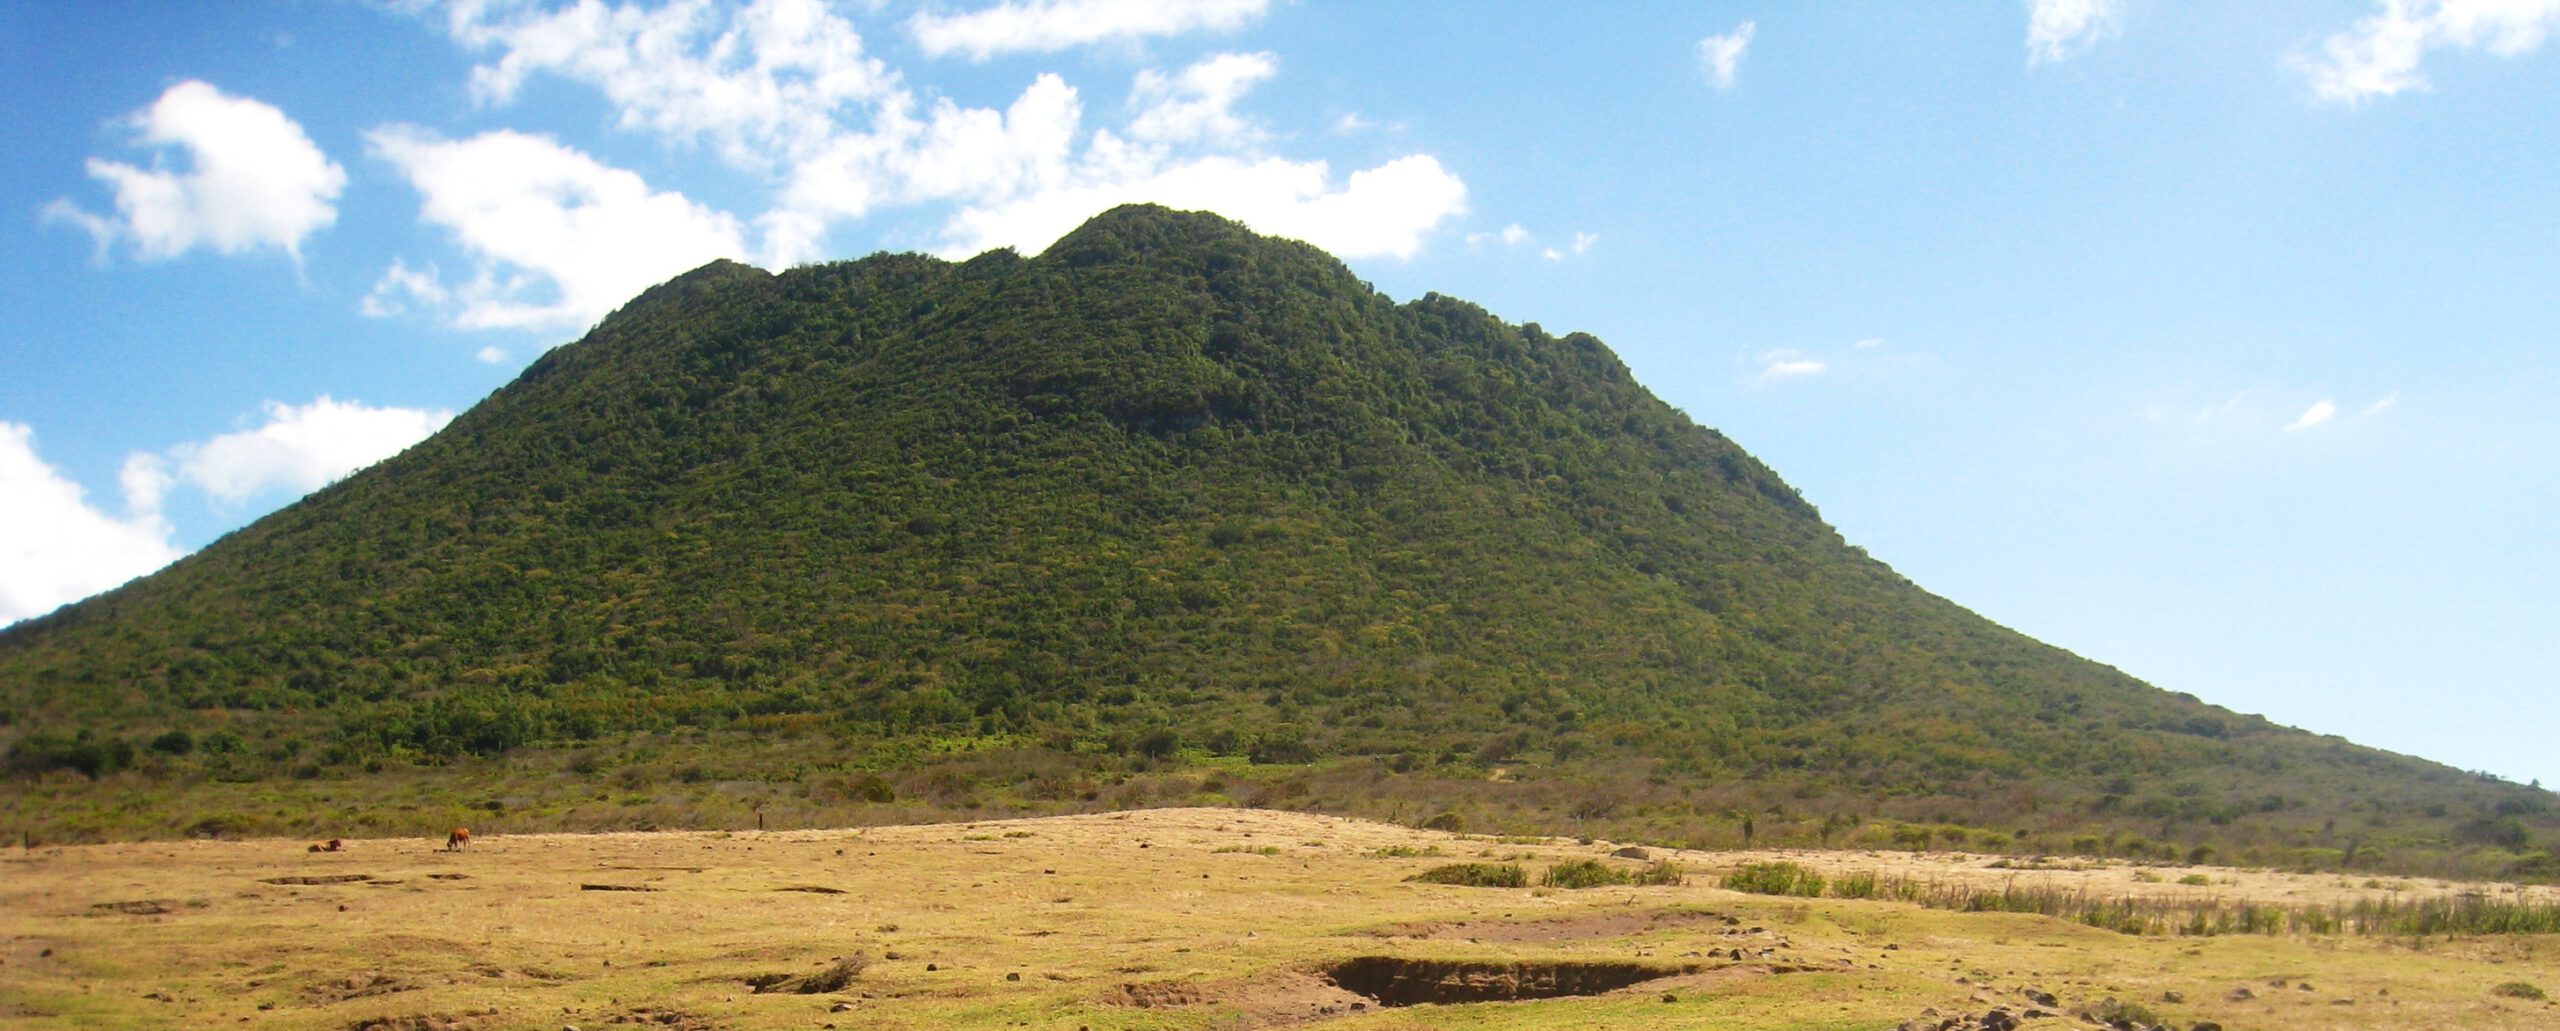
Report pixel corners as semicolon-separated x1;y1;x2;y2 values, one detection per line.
445;827;471;852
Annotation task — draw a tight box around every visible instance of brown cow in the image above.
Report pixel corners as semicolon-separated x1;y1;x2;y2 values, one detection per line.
307;838;344;853
445;827;471;852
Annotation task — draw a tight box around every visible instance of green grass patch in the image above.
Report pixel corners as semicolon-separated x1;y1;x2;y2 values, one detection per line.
1408;862;1527;888
1721;861;1825;897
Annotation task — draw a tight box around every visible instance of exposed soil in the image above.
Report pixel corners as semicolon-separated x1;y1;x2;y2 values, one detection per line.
265;874;375;885
1322;956;1695;1006
88;899;176;915
306;971;417;1004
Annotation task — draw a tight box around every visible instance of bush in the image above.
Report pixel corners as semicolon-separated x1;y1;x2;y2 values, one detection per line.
1409;863;1526;888
1832;871;1882;899
1721;861;1824;897
5;734;135;779
2492;981;2546;1001
1630;861;1685;886
1540;859;1632;889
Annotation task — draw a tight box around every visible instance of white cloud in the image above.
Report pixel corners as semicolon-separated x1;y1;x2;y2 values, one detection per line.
453;0;895;170
2297;0;2560;105
2361;390;2402;417
1127;51;1274;146
1570;231;1598;255
2027;0;2122;65
1853;336;1886;349
369;127;750;331
938;152;1466;260
1698;21;1756;90
2286;399;2339;432
0;399;452;624
434;2;1466;271
476;346;512;365
0;423;182;625
911;0;1270;60
1759;351;1827;381
141;396;455;507
360;257;450;318
47;80;345;262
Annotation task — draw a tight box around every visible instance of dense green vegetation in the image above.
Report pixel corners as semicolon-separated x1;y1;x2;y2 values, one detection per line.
0;205;2550;878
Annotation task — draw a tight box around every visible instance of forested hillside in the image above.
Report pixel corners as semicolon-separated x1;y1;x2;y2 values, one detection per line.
3;206;2549;878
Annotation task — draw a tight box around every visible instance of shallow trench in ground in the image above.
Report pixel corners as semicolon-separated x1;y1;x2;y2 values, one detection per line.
1321;957;1695;1006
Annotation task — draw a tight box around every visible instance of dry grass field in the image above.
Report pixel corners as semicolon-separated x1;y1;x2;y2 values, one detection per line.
3;807;2555;1030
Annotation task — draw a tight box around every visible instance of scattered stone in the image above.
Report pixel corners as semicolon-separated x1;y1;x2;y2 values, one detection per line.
2225;987;2254;1002
2160;991;2182;1003
1613;847;1651;860
2025;989;2057;1007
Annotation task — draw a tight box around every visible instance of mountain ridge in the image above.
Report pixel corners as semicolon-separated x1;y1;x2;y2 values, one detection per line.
2;205;2549;876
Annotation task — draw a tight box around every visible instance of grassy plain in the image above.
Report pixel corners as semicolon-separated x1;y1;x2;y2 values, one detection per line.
3;807;2554;1030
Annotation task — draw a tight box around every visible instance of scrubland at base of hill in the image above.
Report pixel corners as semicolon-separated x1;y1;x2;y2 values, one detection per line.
3;807;2555;1030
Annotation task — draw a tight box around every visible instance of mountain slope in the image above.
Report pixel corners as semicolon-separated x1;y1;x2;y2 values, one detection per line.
2;206;2549;872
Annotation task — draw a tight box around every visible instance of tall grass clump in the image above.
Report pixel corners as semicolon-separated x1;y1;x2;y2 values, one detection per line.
1631;861;1686;886
1408;862;1527;888
1721;861;1825;897
1540;858;1632;889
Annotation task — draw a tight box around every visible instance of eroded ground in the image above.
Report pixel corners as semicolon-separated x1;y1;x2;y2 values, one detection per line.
2;807;2554;1030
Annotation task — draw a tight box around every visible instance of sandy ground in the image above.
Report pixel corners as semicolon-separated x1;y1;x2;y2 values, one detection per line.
2;807;2555;1030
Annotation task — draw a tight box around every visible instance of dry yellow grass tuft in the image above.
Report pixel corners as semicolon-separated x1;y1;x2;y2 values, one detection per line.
1;807;2553;1029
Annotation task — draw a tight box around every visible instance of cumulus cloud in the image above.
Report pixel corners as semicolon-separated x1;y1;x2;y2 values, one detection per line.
125;396;455;507
2286;399;2340;432
1698;22;1756;89
0;424;182;624
911;0;1270;60
46;80;345;262
2361;390;2402;417
2027;0;2122;65
432;1;1465;278
2297;0;2560;104
939;151;1466;260
1;399;451;624
452;0;895;170
1127;51;1275;146
368;127;749;331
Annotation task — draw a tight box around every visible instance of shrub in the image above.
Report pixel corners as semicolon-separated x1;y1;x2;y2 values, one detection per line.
2178;874;2213;886
1721;861;1824;897
1631;862;1685;886
2085;998;2161;1026
1409;863;1526;888
2492;982;2546;1001
1541;859;1632;889
1832;871;1882;899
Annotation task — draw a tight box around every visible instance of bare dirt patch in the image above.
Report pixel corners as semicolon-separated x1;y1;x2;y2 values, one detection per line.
306;971;418;1004
1322;956;1696;1006
743;954;866;994
264;873;376;885
88;899;176;915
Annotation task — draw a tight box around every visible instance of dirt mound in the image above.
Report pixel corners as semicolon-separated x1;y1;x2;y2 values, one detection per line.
305;971;416;1004
745;954;866;994
1323;957;1693;1006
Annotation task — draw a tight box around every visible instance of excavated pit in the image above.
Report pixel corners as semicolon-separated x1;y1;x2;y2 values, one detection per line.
1322;957;1692;1007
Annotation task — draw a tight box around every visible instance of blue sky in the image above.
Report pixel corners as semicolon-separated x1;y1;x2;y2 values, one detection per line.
3;1;2555;788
